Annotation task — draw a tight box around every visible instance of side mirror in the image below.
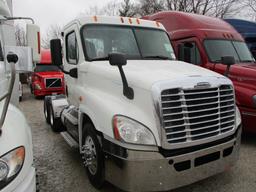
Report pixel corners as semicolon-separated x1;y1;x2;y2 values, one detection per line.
221;56;235;77
50;39;63;66
26;24;41;63
221;56;235;66
69;68;78;78
109;53;127;66
108;53;133;100
7;52;18;64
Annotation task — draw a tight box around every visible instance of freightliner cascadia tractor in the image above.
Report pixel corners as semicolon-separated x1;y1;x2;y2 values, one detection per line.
44;16;241;191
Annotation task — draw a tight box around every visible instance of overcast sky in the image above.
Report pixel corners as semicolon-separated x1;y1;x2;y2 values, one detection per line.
13;0;114;35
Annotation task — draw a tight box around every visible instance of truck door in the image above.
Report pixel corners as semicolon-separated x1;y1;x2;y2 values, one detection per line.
64;28;80;107
174;39;204;67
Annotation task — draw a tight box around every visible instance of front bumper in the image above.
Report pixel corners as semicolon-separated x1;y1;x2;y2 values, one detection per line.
34;89;65;96
104;127;241;192
239;106;256;133
2;167;36;192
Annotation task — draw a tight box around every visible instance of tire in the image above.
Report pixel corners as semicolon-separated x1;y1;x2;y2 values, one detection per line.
30;85;33;94
83;124;105;189
19;96;22;102
44;98;50;124
49;105;63;132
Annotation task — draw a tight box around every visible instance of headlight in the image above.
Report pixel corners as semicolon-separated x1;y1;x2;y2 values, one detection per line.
0;147;25;189
34;84;42;90
235;106;242;127
113;115;156;145
253;95;256;108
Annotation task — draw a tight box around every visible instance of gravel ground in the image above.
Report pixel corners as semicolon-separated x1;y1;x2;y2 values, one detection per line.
19;85;256;192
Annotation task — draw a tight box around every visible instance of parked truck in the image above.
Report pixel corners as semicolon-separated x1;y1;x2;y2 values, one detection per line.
31;49;65;97
0;0;40;191
144;11;256;133
225;19;256;59
44;16;241;191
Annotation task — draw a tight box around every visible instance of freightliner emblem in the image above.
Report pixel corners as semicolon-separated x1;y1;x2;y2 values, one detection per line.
194;82;211;89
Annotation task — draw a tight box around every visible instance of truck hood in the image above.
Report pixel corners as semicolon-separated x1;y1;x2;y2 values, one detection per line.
35;72;64;78
229;63;256;88
89;60;226;90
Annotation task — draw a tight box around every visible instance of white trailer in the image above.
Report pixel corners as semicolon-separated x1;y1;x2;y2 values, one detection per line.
45;16;242;191
0;0;40;191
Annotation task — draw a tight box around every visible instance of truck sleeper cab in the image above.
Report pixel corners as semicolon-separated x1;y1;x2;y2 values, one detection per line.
144;11;256;134
45;16;241;192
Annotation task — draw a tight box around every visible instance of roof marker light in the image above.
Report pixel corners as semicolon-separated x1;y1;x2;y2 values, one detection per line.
136;18;140;24
128;18;133;24
156;21;160;27
93;16;98;22
120;17;124;23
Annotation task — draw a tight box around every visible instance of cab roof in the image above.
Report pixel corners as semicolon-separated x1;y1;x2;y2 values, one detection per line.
39;50;51;64
63;16;165;31
145;11;243;41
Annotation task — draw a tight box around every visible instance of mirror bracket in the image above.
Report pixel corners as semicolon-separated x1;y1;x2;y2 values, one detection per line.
221;56;235;77
109;53;134;100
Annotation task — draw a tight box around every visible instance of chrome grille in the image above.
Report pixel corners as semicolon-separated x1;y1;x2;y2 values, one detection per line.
161;85;235;144
45;78;62;88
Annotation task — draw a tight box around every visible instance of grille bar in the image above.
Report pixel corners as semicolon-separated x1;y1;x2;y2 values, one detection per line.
161;85;235;144
45;78;62;88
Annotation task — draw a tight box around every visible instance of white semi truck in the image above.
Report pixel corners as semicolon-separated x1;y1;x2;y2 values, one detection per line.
0;1;40;191
45;16;242;191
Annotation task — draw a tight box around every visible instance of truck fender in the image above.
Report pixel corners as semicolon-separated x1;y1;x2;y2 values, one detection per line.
78;105;102;153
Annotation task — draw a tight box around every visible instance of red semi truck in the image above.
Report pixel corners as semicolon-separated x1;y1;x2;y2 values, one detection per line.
144;11;256;133
31;50;65;97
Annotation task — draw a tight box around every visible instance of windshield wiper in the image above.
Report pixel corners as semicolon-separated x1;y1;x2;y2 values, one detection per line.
90;56;109;61
241;60;255;63
143;55;173;60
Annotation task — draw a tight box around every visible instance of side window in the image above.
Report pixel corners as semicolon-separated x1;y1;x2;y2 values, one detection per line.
66;31;78;64
0;41;4;61
178;42;201;65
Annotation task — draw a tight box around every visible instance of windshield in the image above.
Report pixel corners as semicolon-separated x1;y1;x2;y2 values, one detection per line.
81;25;176;61
204;40;255;63
34;64;60;72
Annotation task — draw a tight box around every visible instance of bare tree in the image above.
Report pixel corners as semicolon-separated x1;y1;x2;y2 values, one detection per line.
42;24;62;49
243;0;256;20
15;24;26;46
137;0;240;18
247;0;256;13
119;0;137;17
81;1;121;16
137;0;165;15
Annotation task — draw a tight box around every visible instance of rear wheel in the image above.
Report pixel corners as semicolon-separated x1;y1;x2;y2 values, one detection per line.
49;105;63;132
44;98;50;124
82;124;105;189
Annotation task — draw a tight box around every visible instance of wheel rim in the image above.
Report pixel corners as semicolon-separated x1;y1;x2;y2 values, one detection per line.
50;108;54;126
85;136;97;175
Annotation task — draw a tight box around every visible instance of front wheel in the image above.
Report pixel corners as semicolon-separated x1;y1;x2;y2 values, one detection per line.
49;105;63;132
82;124;105;189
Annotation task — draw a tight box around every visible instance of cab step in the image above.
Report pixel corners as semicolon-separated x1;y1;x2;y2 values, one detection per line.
61;132;79;148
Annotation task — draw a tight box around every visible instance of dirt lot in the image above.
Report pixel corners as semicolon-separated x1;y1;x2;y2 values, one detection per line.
19;85;256;192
